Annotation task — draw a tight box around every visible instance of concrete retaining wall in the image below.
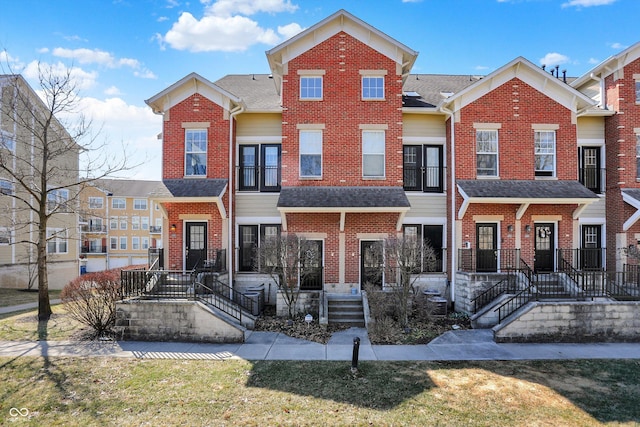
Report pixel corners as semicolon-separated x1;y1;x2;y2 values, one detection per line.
115;300;245;343
494;301;640;343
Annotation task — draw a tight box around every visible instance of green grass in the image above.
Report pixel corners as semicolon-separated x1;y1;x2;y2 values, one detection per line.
0;357;639;426
0;288;61;308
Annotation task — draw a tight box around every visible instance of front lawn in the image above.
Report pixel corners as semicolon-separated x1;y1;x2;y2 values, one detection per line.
1;357;638;426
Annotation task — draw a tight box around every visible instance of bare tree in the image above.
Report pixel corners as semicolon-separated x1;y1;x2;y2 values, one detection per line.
0;64;133;320
382;235;438;328
255;233;320;319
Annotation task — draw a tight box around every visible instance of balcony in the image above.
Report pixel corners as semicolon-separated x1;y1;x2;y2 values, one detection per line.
403;166;445;193
238;165;281;192
150;226;162;234
81;245;107;254
457;248;606;273
81;224;107;233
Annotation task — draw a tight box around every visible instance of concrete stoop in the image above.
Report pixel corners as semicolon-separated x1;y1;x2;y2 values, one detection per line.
327;295;365;327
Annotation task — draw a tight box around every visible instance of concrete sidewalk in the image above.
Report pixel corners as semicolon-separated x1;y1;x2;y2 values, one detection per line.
2;328;640;361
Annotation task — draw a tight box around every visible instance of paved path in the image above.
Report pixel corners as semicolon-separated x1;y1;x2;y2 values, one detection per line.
3;302;640;361
2;328;640;361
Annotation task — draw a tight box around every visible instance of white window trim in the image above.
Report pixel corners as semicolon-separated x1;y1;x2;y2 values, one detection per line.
132;236;140;250
110;237;118;250
534;129;557;178
0;179;14;196
0;130;16;152
0;227;11;245
89;197;104;209
185;128;208;177
47;228;68;254
133;199;148;210
362;130;386;179
112;198;126;209
476;129;499;178
119;236;127;250
299;129;323;179
299;76;323;100
361;75;385;100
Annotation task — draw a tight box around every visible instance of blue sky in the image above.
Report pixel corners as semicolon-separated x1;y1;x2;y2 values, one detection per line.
0;0;637;180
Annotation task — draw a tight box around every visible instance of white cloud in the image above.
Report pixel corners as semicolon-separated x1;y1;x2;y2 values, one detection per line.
610;42;628;50
164;12;281;52
474;65;490;71
402;0;423;3
277;22;304;39
23;60;98;91
561;0;616;8
539;52;570;67
588;57;600;64
104;86;121;96
208;0;298;17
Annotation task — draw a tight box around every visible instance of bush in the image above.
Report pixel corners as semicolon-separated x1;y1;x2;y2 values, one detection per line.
61;269;121;338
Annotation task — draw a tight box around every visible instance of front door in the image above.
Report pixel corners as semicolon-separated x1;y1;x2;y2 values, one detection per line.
534;223;555;272
185;222;207;270
580;147;601;193
300;240;323;290
361;240;383;288
476;223;497;272
581;224;602;270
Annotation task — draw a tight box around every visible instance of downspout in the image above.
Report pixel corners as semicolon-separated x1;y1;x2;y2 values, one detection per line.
228;104;244;288
440;104;456;309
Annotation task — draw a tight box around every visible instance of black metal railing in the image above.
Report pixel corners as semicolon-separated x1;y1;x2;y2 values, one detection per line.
300;267;323;290
81;224;107;233
579;167;605;194
148;248;164;270
403;166;445;193
81;244;107;254
558;248;605;271
470;274;520;313
149;226;162;233
238;165;281;192
199;249;227;272
458;249;522;272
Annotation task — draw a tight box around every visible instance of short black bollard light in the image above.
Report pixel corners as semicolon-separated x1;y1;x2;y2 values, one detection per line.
351;336;361;373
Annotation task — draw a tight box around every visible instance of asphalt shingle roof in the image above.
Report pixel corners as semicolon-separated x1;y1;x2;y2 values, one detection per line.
151;179;228;198
94;179;163;197
277;186;410;209
457;180;599;199
403;74;482;108
622;188;640;202
215;74;281;111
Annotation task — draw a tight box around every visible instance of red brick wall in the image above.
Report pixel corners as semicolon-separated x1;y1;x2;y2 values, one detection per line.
281;32;403;187
162;94;230;180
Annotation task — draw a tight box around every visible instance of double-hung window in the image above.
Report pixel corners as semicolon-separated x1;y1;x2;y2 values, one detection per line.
120;217;127;230
534;130;556;177
0;131;15;152
299;130;322;178
110;217;118;230
134;199;147;210
132;216;140;230
110;237;117;250
47;188;69;212
476;130;498;177
47;228;68;254
132;237;140;250
112;198;125;209
239;144;281;191
0;227;11;245
120;236;127;250
89;197;103;209
636;133;640;179
636;77;640;103
185;129;207;176
362;130;385;178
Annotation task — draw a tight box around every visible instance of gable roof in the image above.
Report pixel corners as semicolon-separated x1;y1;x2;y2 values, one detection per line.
94;179;163;197
145;72;243;115
572;41;640;89
265;9;418;94
215;74;281;112
441;57;595;115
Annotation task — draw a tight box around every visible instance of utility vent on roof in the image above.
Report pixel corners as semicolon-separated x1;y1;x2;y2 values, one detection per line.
403;91;421;97
440;91;454;98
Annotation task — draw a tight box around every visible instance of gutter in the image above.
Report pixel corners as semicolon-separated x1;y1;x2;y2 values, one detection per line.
228;104;245;288
440;103;456;309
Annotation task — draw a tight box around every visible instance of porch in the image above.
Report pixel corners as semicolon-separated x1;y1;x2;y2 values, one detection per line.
457;248;606;273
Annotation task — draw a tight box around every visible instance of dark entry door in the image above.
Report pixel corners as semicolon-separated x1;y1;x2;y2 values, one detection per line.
300;240;323;290
580;147;601;193
476;224;497;272
185;222;207;270
361;241;383;288
534;223;554;272
581;225;602;270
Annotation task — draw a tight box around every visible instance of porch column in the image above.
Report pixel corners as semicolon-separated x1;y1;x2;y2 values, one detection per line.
339;232;346;284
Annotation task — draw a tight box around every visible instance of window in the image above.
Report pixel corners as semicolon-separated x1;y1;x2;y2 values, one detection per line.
120;236;127;250
112;198;125;209
476;130;498;177
89;197;104;209
0;227;11;245
403;145;444;192
362;131;385;178
110;237;117;250
110;217;118;230
636;81;640;103
300;131;322;178
142;237;149;250
238;224;281;272
132;237;140;250
134;199;147;210
46;228;68;254
185;129;207;176
89;218;104;232
239;144;281;191
47;188;69;212
0;131;15;151
535;130;556;177
402;224;444;272
637;134;640;179
362;76;384;100
579;146;602;193
132;216;140;230
88;239;102;253
141;217;149;230
120;217;127;230
0;179;14;196
300;77;322;100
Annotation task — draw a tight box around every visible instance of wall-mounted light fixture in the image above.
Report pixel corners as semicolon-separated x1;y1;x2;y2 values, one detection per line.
507;225;514;232
170;224;176;232
524;224;531;233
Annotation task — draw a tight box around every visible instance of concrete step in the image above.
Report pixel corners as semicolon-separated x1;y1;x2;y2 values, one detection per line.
327;296;365;326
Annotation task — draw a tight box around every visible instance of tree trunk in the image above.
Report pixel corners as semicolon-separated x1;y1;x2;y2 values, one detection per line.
37;225;52;321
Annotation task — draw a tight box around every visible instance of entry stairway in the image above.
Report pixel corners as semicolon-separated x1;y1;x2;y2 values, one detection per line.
327;294;365;327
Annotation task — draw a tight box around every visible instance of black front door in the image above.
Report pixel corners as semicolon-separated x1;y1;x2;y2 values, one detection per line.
534;223;555;272
581;224;602;270
361;241;383;288
185;222;207;270
476;224;497;272
580;147;601;193
300;240;323;290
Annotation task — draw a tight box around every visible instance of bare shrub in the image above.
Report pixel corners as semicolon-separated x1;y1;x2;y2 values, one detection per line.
61;269;121;338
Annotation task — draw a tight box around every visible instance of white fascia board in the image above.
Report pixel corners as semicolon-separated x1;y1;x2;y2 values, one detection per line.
277;206;410;214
